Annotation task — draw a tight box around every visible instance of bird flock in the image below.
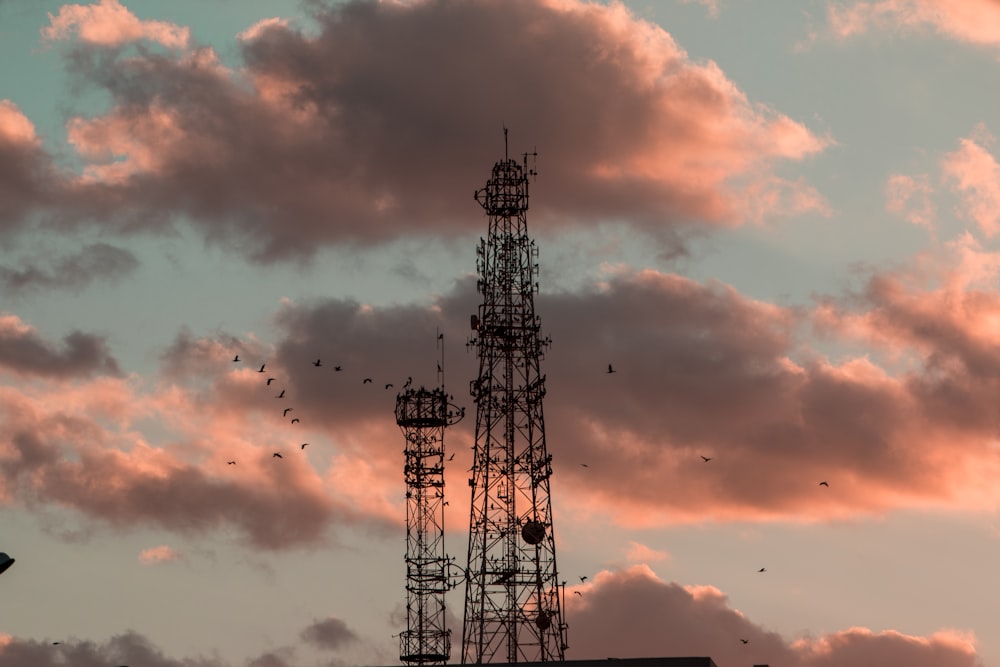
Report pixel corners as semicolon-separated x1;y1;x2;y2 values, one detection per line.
228;353;410;465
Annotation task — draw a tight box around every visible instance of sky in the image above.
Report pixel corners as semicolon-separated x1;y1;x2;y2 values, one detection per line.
1;0;1000;665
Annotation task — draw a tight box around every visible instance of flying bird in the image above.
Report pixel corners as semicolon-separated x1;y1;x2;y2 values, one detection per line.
313;359;322;367
301;443;310;450
573;591;583;596
579;463;589;468
276;389;285;398
385;383;394;389
363;378;372;384
579;575;588;582
283;408;293;417
740;639;749;645
258;363;266;373
700;455;712;462
607;364;616;373
757;567;766;573
819;481;829;487
448;453;455;461
291;418;300;424
273;452;283;458
266;378;275;385
232;355;240;362
227;461;236;465
335;365;342;372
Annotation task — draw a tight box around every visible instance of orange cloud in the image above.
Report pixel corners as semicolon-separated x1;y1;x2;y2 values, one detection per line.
138;544;181;564
567;565;981;666
11;0;831;260
828;0;1000;49
41;0;190;48
942;127;1000;237
885;173;936;230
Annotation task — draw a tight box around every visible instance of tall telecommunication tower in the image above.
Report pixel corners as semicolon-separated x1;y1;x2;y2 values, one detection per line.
462;132;567;663
396;338;463;666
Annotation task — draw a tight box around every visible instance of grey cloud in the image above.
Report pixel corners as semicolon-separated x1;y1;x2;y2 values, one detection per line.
0;320;121;378
0;243;139;294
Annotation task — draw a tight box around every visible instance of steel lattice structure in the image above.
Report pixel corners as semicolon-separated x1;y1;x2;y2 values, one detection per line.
462;137;567;663
397;385;453;665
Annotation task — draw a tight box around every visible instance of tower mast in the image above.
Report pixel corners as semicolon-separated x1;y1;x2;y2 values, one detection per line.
462;133;567;663
397;335;463;665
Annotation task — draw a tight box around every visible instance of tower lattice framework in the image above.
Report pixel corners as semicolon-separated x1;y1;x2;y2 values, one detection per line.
462;138;567;663
397;382;454;665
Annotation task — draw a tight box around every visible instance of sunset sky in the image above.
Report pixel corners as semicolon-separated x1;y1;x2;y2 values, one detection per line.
2;0;1000;666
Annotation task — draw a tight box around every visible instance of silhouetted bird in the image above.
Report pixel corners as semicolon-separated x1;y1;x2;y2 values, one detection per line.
258;364;266;373
301;443;309;449
385;383;393;389
438;332;444;340
273;452;283;458
363;378;372;384
701;455;712;462
276;390;285;398
819;481;829;487
283;408;293;417
291;418;300;424
335;365;342;372
227;461;236;465
607;364;616;373
266;378;275;385
580;463;589;468
573;591;582;596
313;359;322;367
448;453;455;461
740;639;749;645
579;575;588;582
232;355;240;362
437;363;442;372
757;567;766;573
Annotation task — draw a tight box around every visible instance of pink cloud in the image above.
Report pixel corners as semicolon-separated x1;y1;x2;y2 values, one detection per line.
15;0;830;260
0;312;120;378
828;0;1000;49
41;0;190;49
942;127;1000;237
138;544;181;564
0;101;39;148
0;325;397;548
885;172;936;230
624;541;671;564
567;565;981;666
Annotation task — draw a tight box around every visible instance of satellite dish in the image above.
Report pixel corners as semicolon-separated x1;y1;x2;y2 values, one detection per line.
535;611;551;630
521;520;545;545
0;552;14;575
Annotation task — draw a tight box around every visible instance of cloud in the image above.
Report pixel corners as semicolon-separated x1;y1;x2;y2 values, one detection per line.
138;544;181;564
0;100;60;233
21;0;829;261
0;631;223;667
567;565;982;666
942;126;1000;237
0;313;120;378
0;325;394;548
0;243;139;294
9;232;1000;544
301;616;358;651
826;0;1000;49
885;172;936;231
41;0;189;48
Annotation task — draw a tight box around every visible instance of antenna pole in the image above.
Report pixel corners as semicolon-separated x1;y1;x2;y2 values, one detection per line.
462;139;566;663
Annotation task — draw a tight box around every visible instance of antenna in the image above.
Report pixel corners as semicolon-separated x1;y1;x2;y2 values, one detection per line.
462;142;566;662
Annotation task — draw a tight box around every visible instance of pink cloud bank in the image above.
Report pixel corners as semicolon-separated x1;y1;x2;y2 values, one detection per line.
567;565;982;666
4;0;830;260
828;0;1000;49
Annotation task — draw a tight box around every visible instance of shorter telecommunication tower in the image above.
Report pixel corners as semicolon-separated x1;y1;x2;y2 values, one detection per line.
396;337;464;665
